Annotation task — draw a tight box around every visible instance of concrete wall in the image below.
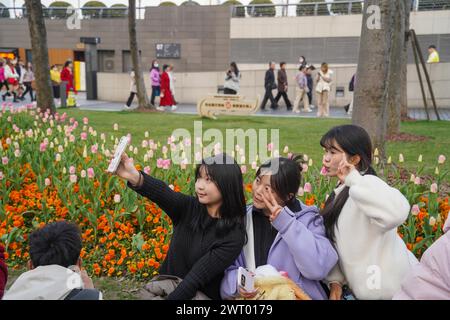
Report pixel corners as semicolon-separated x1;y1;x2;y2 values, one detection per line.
97;63;450;108
230;10;450;64
0;5;231;73
230;10;450;39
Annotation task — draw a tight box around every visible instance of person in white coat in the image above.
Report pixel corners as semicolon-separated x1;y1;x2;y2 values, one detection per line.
124;69;137;109
319;125;418;300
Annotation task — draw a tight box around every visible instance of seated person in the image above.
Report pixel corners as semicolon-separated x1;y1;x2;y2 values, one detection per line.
3;221;102;300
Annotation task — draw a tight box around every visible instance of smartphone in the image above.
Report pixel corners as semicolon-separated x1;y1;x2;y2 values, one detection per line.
107;136;130;173
237;267;254;292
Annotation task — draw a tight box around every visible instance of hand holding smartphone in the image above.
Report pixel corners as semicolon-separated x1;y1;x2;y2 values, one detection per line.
107;136;130;174
238;267;255;292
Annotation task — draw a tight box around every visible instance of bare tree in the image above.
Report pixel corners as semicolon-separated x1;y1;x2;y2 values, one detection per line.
353;0;410;157
128;0;153;109
25;0;55;114
399;4;411;121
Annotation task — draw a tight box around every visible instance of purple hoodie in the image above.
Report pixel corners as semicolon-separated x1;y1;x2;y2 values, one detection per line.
150;68;160;87
220;202;338;300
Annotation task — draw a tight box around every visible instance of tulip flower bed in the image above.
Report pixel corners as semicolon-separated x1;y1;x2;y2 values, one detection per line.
0;105;448;280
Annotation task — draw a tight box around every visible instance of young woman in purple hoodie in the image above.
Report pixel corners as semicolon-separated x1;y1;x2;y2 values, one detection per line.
220;156;338;300
150;60;161;106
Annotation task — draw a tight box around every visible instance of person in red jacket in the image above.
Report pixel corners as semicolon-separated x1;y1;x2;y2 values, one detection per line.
60;60;77;96
158;64;175;111
0;244;7;299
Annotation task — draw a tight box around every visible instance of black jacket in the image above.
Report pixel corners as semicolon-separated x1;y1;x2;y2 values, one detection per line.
264;69;276;90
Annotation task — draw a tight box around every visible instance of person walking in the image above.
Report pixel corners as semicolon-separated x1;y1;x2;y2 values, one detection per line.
259;62;278;111
168;64;177;110
20;62;35;101
150;60;161;107
50;65;61;107
60;60;77;96
293;65;312;113
159;64;176;111
124;69;137;109
274;62;292;111
3;59;20;102
306;65;316;109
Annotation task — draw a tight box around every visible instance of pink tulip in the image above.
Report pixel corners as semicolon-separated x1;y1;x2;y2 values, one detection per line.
45;178;51;186
87;168;95;179
114;194;121;203
39;142;47;152
411;204;420;216
303;182;312;193
69;117;75;124
414;177;421;185
297;187;304;197
302;164;309;173
0;171;3;180
46;128;52;136
80;132;87;140
91;144;98;154
241;165;247;174
2;157;8;165
162;159;171;170
14;149;20;157
83;117;89;125
430;183;438;194
320;166;328;175
438;155;446;164
251;161;258;170
69;135;75;143
144;166;151;175
156;158;163;168
69;174;77;184
69;166;76;175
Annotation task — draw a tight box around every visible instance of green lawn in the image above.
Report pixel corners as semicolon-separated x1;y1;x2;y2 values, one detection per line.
64;109;450;175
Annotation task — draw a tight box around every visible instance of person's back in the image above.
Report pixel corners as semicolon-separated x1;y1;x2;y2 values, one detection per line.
2;221;102;300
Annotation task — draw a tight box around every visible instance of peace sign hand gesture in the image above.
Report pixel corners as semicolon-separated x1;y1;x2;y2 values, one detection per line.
261;186;283;223
337;158;355;183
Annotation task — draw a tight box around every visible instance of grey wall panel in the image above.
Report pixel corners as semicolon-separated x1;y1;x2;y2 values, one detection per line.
232;34;450;64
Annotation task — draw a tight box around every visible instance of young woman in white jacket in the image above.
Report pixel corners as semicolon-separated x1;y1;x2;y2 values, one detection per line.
320;125;418;300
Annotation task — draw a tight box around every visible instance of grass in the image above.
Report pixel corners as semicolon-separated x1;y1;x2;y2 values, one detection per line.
63;109;450;176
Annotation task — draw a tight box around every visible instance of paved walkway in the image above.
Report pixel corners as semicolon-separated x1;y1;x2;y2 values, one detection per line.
4;92;449;120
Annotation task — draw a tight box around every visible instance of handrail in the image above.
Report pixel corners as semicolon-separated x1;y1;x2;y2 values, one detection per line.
0;1;449;19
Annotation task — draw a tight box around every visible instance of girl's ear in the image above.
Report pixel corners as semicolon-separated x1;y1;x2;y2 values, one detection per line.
350;155;361;166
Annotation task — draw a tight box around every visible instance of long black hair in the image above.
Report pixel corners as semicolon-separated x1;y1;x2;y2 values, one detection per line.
320;125;377;241
230;62;239;77
192;153;246;237
256;155;305;211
